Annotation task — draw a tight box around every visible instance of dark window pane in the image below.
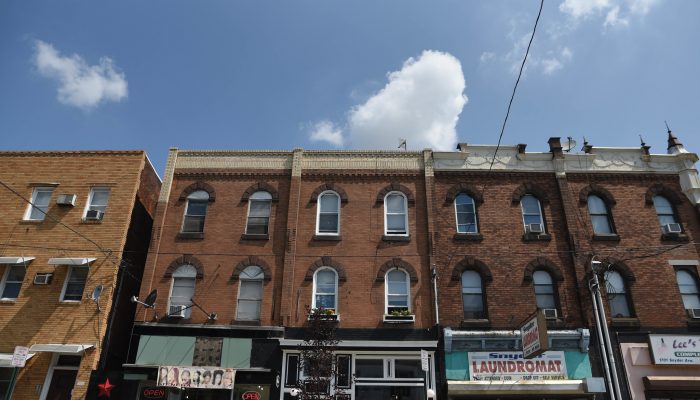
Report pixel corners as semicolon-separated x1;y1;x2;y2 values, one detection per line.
394;359;422;378
285;355;299;386
355;359;383;378
336;355;351;388
318;214;338;233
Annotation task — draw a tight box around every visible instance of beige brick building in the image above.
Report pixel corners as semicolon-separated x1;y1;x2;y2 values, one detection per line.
0;151;160;399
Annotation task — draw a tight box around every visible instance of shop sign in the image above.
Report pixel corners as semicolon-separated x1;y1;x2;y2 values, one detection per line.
141;387;167;400
520;310;548;359
157;366;236;389
649;334;700;365
468;351;567;381
242;391;261;400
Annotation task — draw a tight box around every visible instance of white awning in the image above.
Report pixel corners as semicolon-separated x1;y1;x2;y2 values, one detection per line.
29;344;94;354
448;380;588;395
0;257;35;264
0;353;35;367
47;258;96;266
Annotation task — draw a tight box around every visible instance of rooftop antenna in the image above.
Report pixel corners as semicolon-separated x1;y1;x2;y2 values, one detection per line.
563;136;577;153
639;134;646;147
398;138;407;151
665;120;671;134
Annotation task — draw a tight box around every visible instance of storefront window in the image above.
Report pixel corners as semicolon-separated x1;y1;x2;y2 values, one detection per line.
355;359;383;378
355;386;424;400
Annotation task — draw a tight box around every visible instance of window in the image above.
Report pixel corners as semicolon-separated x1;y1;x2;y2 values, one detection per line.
385;270;410;314
182;190;209;233
676;270;700;310
40;354;81;400
455;193;477;233
588;195;614;234
313;268;338;312
384;192;408;236
0;265;26;300
237;266;264;320
520;195;544;233
316;191;340;235
169;265;196;318
605;271;633;317
533;270;557;310
246;191;272;235
25;187;54;221
461;271;485;319
653;195;678;228
85;187;110;217
60;266;88;302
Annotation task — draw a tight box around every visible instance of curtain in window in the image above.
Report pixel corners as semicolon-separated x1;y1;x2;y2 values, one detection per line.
238;266;264;320
605;271;632;317
246;192;272;235
461;270;484;319
533;270;556;309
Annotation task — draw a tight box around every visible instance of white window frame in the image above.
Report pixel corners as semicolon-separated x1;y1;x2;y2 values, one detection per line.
0;264;26;300
461;270;485;319
605;270;632;318
384;191;409;236
181;190;209;233
454;193;478;234
587;194;614;234
385;269;410;314
236;266;264;321
520;194;544;233
168;265;197;318
39;353;81;400
676;269;700;310
653;195;678;228
83;187;111;218
24;187;54;221
245;191;272;235
312;267;338;313
533;270;557;311
59;266;88;302
316;191;341;236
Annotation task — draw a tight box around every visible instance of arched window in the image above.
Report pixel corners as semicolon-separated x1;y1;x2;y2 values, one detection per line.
676;270;700;311
182;190;209;233
237;266;264;321
533;270;557;311
246;191;272;235
316;191;340;235
169;265;197;318
384;192;408;236
385;269;410;314
455;193;478;233
588;195;614;234
653;195;680;232
520;195;545;233
462;271;485;319
312;268;338;312
605;271;633;317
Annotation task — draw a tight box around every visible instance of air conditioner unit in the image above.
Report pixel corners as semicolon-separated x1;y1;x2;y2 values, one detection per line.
527;223;543;234
56;194;76;207
663;223;682;234
688;309;700;319
169;305;186;318
85;210;104;221
33;273;53;285
543;308;558;320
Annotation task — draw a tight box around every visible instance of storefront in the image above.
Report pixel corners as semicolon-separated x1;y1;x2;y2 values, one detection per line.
617;332;700;399
443;328;605;399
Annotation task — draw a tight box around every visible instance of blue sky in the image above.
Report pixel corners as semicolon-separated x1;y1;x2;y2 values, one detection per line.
1;0;698;174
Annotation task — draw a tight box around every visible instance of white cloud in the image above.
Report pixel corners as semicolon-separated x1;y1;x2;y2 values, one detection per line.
479;52;495;63
309;120;344;147
559;0;657;27
347;50;467;151
604;6;629;27
33;40;127;110
559;0;612;18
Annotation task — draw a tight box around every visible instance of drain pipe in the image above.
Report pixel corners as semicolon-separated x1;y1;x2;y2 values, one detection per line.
589;273;615;400
432;266;439;325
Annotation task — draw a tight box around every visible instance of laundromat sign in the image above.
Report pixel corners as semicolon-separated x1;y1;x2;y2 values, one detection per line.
468;351;567;381
649;334;700;365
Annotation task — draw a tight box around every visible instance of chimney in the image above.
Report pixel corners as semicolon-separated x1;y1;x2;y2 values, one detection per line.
548;137;563;157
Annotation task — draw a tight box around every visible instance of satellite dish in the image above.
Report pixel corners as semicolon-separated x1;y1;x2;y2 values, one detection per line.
398;138;407;150
144;289;158;308
563;137;577;153
91;285;103;301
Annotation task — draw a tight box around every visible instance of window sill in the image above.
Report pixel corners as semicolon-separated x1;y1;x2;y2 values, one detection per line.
453;233;483;242
0;299;18;304
383;314;415;324
58;300;82;305
592;234;620;242
610;317;640;328
19;219;44;225
241;234;269;241
177;232;204;239
382;235;410;242
308;314;340;321
313;234;341;241
661;233;689;242
460;319;490;329
80;219;103;225
522;233;551;242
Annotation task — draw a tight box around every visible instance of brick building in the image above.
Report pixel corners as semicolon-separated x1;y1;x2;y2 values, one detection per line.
0;151;160;399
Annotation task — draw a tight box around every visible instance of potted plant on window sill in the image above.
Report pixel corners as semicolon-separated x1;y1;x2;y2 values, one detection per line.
383;308;415;323
308;307;339;321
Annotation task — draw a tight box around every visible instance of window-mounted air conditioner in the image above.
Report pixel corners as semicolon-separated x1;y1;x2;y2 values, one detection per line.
526;223;543;234
85;210;104;221
169;305;186;318
662;223;682;234
56;194;76;207
688;309;700;319
33;273;53;285
543;308;558;320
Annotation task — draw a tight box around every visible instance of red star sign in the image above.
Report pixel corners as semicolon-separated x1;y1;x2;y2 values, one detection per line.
97;378;115;397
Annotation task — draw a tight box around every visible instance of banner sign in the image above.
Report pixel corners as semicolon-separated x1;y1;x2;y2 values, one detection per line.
468;351;567;381
649;335;700;365
157;366;235;389
520;311;548;359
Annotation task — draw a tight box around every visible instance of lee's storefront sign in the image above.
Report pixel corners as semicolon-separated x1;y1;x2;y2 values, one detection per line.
649;334;700;365
468;351;567;381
